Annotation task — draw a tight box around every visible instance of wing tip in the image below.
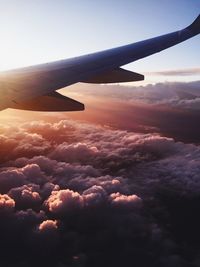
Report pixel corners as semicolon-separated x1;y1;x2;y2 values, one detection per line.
187;14;200;35
79;103;85;111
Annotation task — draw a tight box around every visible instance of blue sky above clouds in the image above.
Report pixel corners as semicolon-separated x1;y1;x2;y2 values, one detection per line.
0;0;199;82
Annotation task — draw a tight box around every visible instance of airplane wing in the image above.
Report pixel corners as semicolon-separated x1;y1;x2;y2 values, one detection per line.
0;14;199;111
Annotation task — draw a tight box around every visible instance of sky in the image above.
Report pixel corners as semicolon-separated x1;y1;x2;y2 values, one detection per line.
0;0;199;83
0;2;200;266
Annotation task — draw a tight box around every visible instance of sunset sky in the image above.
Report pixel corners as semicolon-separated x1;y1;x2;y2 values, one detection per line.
0;1;200;267
0;0;199;83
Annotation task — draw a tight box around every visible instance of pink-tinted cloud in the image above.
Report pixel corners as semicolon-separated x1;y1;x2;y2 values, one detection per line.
0;194;15;213
38;219;58;232
50;142;99;163
147;68;200;77
110;192;142;208
45;189;84;215
0;116;200;266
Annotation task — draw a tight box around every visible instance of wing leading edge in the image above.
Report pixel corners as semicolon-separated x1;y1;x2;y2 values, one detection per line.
0;14;199;111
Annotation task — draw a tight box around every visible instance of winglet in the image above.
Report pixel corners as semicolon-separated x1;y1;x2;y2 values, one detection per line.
187;14;200;35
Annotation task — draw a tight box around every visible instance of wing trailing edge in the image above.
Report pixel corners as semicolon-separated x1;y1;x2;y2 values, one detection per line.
11;91;84;112
83;68;144;84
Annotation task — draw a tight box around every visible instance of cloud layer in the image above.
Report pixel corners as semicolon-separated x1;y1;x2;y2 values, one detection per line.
147;68;200;77
0;117;200;266
64;81;200;143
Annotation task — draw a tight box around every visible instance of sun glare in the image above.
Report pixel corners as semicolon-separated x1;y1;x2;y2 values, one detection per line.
0;41;41;72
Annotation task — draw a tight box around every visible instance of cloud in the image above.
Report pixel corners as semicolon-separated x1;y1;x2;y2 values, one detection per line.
8;184;41;209
50;142;99;163
0;129;51;162
110;192;142;208
147;68;200;76
45;189;84;215
63;80;200;106
64;81;200;143
0;169;26;193
0;194;15;213
38;219;58;232
0;118;200;266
